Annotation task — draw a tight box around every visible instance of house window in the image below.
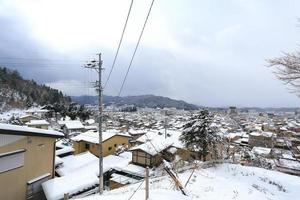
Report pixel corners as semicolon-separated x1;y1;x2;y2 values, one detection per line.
85;143;90;150
108;147;112;151
0;149;25;173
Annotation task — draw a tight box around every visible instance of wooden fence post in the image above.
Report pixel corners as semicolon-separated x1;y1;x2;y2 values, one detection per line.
145;167;149;200
64;193;69;200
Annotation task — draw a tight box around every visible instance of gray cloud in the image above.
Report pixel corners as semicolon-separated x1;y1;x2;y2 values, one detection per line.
1;0;300;107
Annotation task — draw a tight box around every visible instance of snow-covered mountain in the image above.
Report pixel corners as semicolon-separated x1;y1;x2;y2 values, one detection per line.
72;94;199;110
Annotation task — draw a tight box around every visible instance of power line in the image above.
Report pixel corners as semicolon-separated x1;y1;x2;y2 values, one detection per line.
127;180;145;200
117;0;155;97
0;63;83;70
104;0;134;89
0;56;85;62
0;63;81;66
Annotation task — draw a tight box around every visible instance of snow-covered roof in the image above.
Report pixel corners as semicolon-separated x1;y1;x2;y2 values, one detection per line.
226;132;244;139
0;123;63;138
55;156;64;166
103;155;131;173
251;147;271;156
132;129;184;155
56;151;98;176
128;129;146;135
136;129;183;147
56;151;131;177
84;125;97;130
55;146;74;156
25;120;49;126
130;140;171;156
26;107;49;113
113;164;146;177
275;158;300;171
110;173;141;185
42;173;98;200
71;130;130;144
85;119;95;125
118;151;132;160
249;131;273;137
19;114;40;119
64;120;84;130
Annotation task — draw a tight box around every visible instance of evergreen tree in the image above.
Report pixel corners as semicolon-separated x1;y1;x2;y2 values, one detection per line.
180;110;220;161
0;67;71;108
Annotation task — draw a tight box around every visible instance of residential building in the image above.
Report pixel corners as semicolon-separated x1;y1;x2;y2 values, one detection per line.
25;120;50;130
58;120;84;137
19;115;40;124
71;130;131;157
248;131;275;148
0;123;63;200
130;142;168;167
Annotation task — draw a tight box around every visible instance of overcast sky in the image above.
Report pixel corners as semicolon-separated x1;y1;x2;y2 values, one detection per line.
1;0;300;107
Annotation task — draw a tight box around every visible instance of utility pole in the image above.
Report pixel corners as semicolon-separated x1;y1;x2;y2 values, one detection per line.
164;110;167;139
83;53;104;194
98;53;104;194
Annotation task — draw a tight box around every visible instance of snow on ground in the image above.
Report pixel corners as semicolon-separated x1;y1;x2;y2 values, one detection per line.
0;108;26;121
251;147;271;156
80;163;300;200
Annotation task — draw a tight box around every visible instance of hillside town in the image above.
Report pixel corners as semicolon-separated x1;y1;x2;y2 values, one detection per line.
2;0;300;200
1;105;300;199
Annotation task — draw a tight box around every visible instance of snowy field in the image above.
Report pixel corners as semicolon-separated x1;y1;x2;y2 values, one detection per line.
80;163;300;200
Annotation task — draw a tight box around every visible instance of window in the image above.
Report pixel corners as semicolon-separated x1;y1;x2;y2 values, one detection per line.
0;149;25;173
108;147;112;151
85;143;90;150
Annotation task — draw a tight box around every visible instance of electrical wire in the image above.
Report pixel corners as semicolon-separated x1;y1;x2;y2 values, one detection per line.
104;0;134;89
127;179;145;200
117;0;155;97
0;56;85;62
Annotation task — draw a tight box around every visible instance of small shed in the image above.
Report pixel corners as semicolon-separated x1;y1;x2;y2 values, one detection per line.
249;131;275;148
130;141;171;167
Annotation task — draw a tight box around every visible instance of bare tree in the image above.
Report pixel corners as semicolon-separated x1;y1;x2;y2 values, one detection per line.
268;51;300;95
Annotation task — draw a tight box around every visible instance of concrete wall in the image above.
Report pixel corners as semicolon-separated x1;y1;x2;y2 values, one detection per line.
0;135;56;200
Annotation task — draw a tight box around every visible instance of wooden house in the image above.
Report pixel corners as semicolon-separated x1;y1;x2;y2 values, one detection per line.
130;142;170;167
71;130;131;157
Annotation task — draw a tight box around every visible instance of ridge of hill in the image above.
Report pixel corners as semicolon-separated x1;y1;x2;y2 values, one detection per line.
0;67;71;110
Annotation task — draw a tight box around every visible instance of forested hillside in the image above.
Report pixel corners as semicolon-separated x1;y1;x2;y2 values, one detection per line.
0;67;71;110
